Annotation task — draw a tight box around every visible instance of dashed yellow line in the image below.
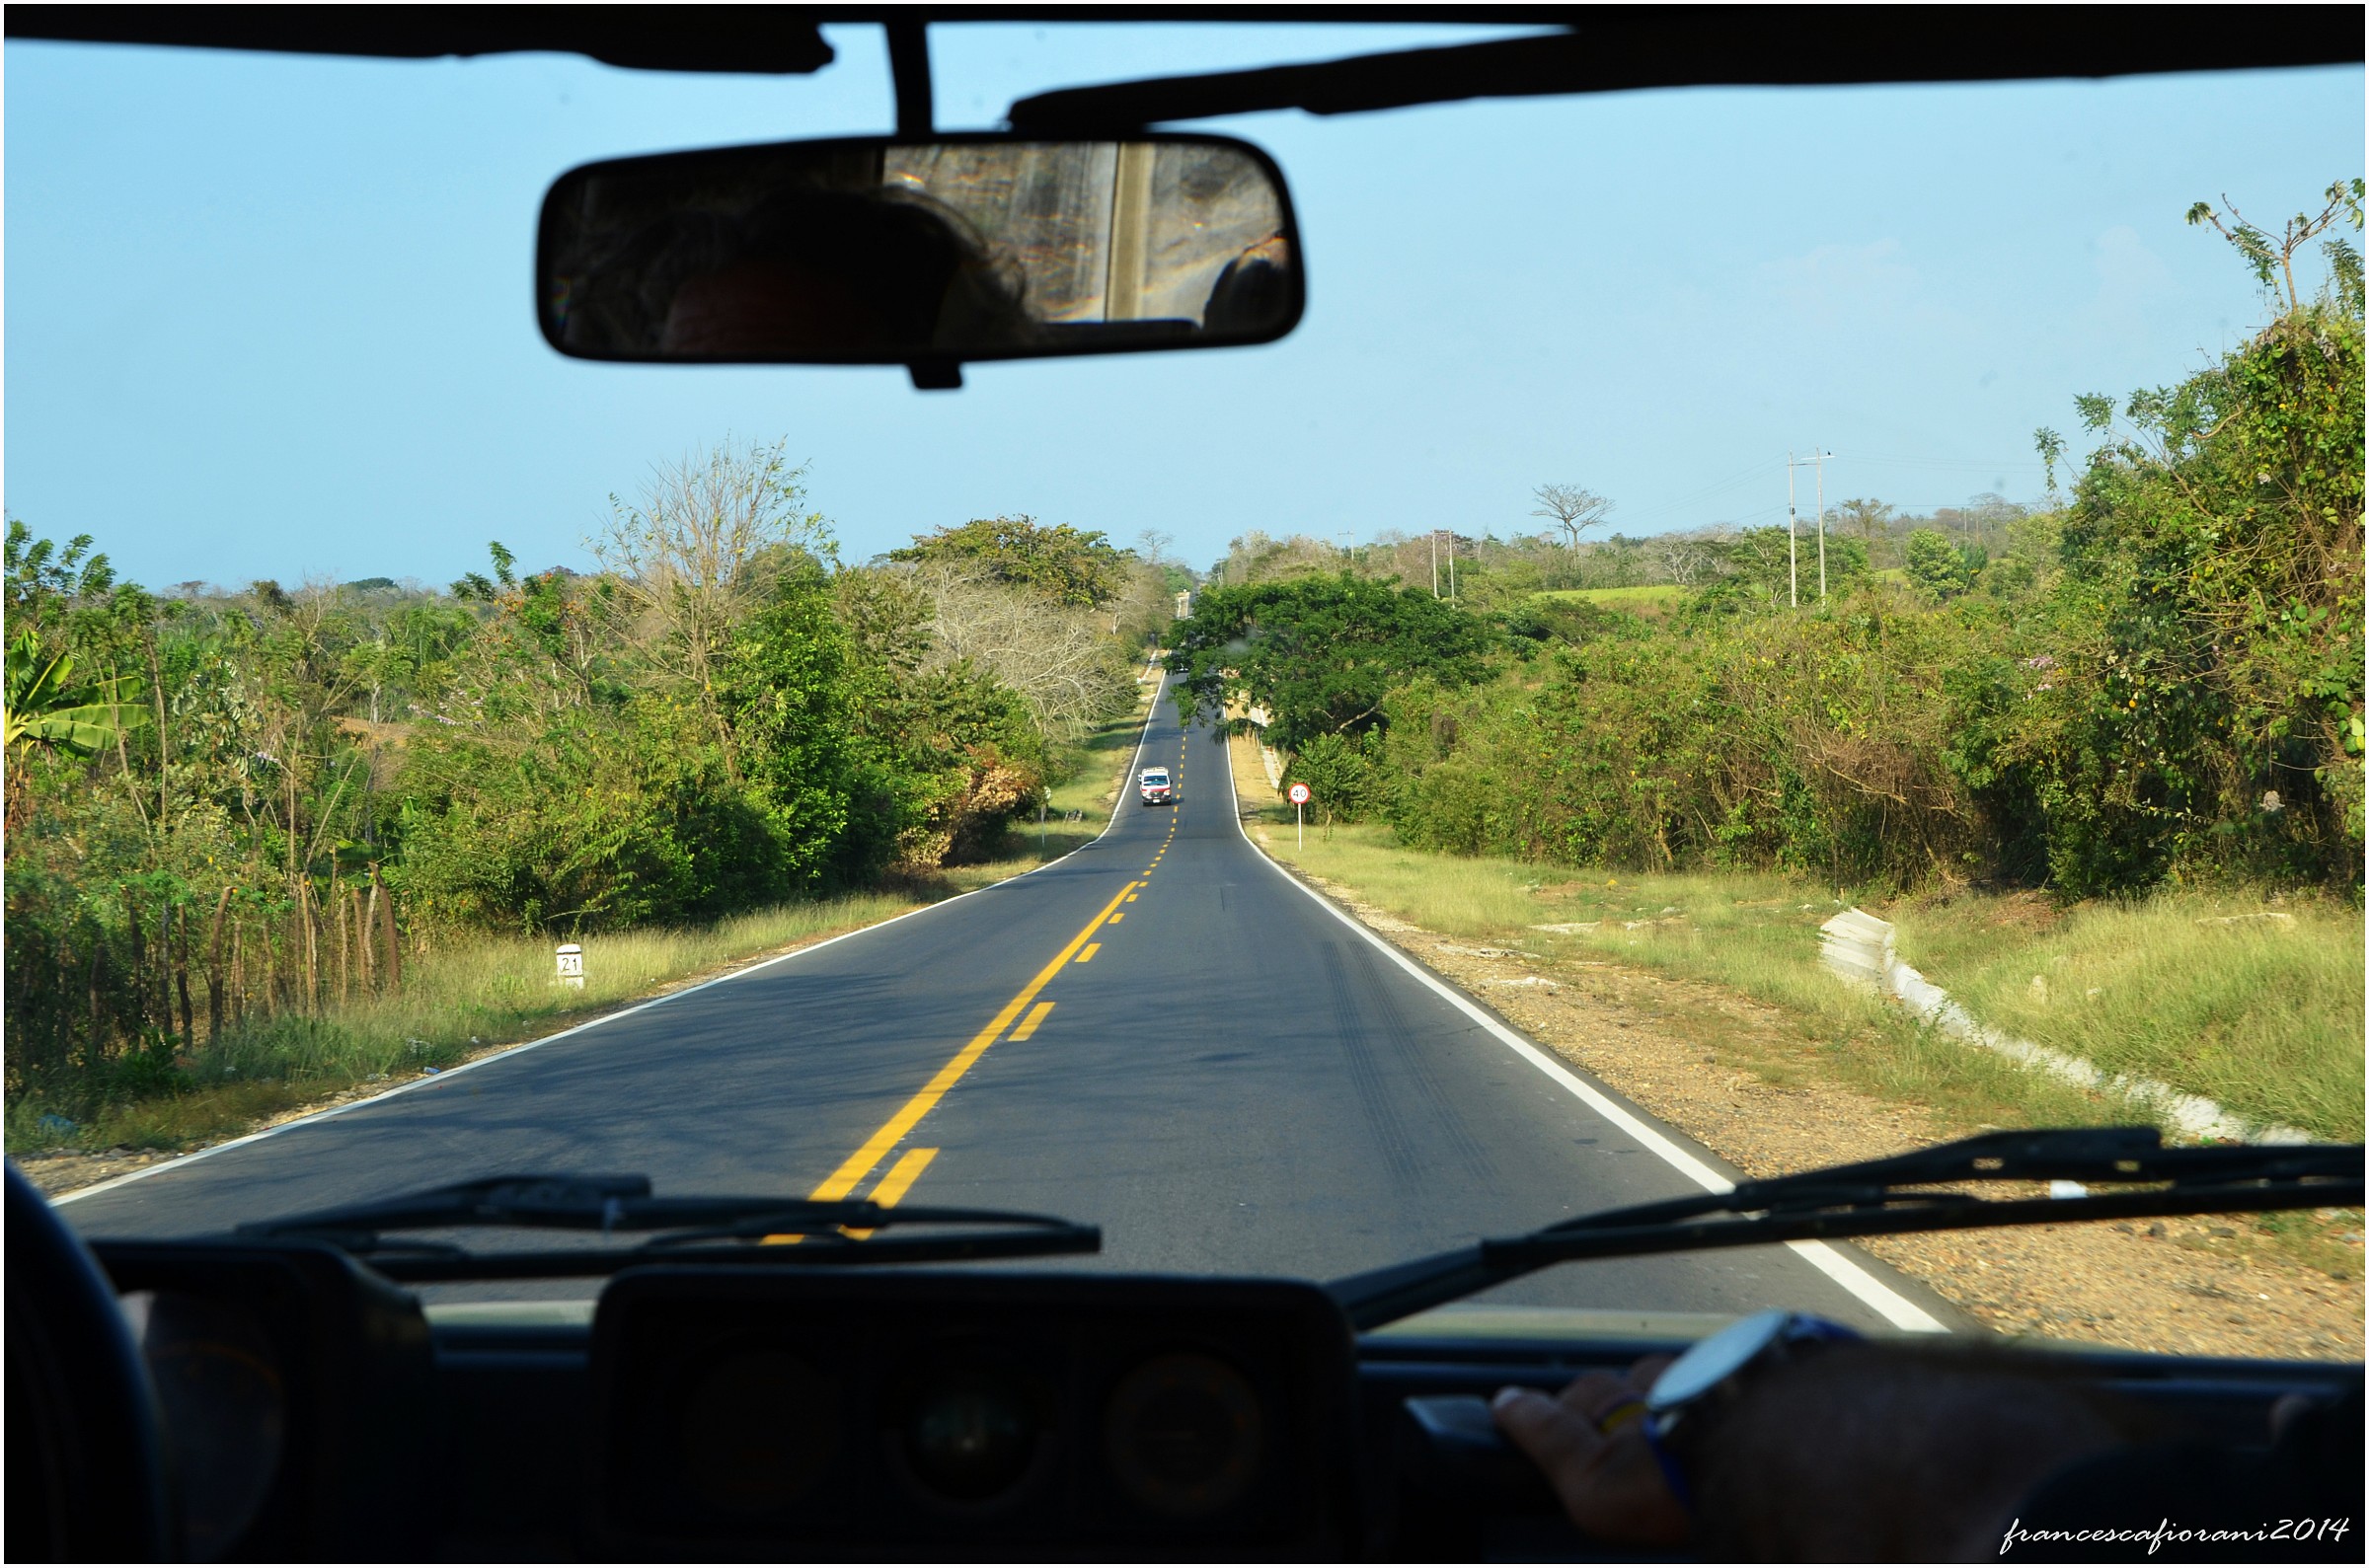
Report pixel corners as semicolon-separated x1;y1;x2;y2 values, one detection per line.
802;878;1138;1202
871;1146;937;1206
1106;911;1124;923
1076;942;1102;963
842;1147;938;1238
1011;1001;1054;1040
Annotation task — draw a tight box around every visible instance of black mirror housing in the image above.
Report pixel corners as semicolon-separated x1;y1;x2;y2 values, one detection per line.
536;133;1305;377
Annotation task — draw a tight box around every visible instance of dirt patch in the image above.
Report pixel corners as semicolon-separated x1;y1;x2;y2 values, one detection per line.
1225;738;2363;1358
1882;883;2062;937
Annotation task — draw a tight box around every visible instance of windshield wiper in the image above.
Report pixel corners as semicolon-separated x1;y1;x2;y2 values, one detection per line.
234;1173;1101;1282
1331;1127;2362;1331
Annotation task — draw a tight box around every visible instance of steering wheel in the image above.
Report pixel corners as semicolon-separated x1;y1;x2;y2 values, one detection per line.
6;1160;175;1560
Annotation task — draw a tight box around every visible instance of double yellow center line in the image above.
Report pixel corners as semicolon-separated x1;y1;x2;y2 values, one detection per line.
803;876;1142;1203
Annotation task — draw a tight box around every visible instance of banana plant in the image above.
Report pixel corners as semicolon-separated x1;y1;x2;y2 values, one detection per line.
4;629;148;759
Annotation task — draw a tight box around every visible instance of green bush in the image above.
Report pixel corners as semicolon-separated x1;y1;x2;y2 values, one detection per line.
1280;731;1383;825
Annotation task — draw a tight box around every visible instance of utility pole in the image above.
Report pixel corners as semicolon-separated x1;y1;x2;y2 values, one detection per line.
1448;535;1458;604
1430;530;1440;598
1786;451;1798;608
1786;450;1836;605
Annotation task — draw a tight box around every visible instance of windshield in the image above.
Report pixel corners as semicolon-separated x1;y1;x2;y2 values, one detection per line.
7;24;2360;1357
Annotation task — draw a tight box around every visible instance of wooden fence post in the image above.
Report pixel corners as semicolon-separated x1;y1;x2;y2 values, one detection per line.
334;879;350;1008
206;887;233;1042
174;900;194;1048
300;879;319;1013
378;878;403;989
353;885;374;992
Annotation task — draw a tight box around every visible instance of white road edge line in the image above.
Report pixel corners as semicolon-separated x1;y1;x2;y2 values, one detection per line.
57;674;1176;1209
1217;720;1947;1334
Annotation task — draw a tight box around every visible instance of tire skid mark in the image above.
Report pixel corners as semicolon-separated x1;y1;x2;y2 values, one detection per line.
1321;941;1424;1183
1343;940;1504;1192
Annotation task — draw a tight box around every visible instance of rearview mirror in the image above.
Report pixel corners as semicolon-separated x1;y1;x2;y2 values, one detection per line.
537;134;1303;378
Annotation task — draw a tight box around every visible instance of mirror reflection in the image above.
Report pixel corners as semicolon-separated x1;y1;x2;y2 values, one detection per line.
541;138;1299;363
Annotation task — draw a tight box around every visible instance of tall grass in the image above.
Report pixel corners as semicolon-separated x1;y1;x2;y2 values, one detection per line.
1888;895;2363;1142
1235;738;2359;1141
1533;584;1690;607
1252;811;2115;1134
5;893;918;1156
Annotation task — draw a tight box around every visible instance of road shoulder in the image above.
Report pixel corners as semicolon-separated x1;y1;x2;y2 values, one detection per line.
1225;731;2363;1362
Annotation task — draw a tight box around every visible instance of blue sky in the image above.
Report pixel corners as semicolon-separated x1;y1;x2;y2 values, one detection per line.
5;24;2360;588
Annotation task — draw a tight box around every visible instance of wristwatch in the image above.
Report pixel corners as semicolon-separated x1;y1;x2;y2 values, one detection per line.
1642;1308;1862;1508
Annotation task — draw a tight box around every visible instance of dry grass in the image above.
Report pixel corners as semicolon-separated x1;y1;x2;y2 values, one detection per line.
1234;743;2361;1282
1256;817;2116;1135
1534;584;1690;611
1240;749;2360;1145
6;894;922;1156
1886;891;2363;1142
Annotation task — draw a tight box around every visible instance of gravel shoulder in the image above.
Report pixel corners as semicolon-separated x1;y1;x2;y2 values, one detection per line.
1227;733;2363;1362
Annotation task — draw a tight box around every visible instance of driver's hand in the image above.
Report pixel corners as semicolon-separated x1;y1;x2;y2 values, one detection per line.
1491;1358;1688;1547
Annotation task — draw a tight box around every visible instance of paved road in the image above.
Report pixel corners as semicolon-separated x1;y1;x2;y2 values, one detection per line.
60;683;1947;1331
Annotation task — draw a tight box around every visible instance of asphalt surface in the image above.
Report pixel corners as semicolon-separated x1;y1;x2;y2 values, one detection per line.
59;683;1945;1330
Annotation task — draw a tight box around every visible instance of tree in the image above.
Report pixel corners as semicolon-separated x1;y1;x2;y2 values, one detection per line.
2024;222;2365;890
1903;529;1973;598
5;518;117;632
4;629;148;847
1834;497;1895;551
1530;484;1614;550
724;564;861;890
1657;537;1712;587
1167;574;1492;749
4;631;146;760
905;560;1137;739
1281;730;1378;828
1209;530;1343;588
2186;178;2364;316
889;516;1126;608
589;437;830;775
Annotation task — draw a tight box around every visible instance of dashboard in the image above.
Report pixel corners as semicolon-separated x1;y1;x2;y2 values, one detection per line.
591;1270;1357;1556
46;1236;2367;1561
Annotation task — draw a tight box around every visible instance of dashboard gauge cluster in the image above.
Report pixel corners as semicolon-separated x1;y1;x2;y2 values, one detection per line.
591;1269;1361;1556
91;1239;437;1562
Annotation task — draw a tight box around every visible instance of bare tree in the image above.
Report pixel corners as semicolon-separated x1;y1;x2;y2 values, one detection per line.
1658;537;1709;586
1530;484;1614;550
588;438;829;771
909;560;1137;738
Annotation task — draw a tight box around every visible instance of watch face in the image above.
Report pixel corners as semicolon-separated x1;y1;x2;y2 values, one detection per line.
1646;1308;1794;1412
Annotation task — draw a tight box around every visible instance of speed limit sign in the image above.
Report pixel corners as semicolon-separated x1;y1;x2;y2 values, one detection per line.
1288;783;1310;804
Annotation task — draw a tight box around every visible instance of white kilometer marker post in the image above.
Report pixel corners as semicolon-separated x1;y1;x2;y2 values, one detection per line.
1288;782;1310;847
555;942;584;989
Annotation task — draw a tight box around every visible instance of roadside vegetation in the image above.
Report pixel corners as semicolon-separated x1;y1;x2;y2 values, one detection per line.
5;451;1182;1154
1235;743;2363;1285
1886;891;2363;1142
1191;183;2364;1145
9;180;2356;1169
2;891;918;1155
